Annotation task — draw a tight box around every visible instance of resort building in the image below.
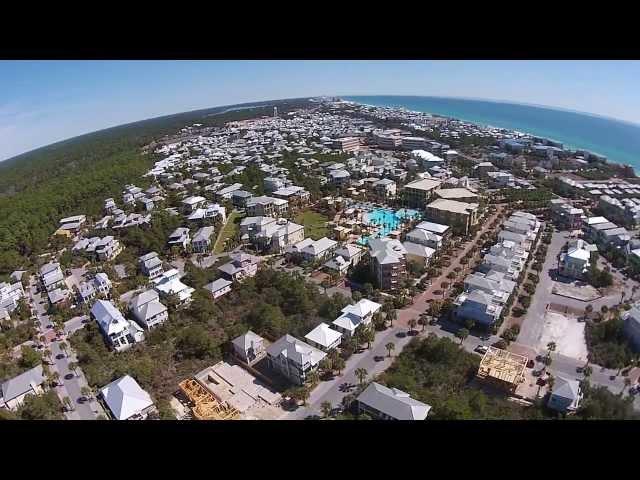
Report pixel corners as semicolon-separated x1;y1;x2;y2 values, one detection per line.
402;241;436;268
403;178;441;209
435;187;479;203
558;239;597;279
39;262;65;293
369;238;407;291
425;198;479;235
0;281;24;314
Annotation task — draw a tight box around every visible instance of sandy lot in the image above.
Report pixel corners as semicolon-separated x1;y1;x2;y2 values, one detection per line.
538;311;588;361
552;282;601;302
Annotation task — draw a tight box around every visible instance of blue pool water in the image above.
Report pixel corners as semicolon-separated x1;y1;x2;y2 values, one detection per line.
357;208;421;245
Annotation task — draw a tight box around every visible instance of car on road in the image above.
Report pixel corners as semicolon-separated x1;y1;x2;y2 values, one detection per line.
46;324;53;329
576;366;584;373
527;359;535;369
374;355;385;362
81;318;90;324
78;396;88;404
474;345;489;354
64;373;74;380
304;415;322;421
56;353;65;360
330;407;344;417
532;369;543;377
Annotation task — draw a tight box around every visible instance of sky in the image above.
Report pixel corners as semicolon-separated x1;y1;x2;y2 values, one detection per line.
1;60;640;161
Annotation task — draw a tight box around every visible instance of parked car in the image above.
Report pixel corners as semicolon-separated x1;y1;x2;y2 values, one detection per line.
576;366;584;373
526;359;535;369
474;345;489;354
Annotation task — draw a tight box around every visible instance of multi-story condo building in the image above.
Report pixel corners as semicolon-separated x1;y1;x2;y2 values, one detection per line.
218;253;260;282
153;269;195;305
550;199;585;230
0;281;24;314
331;298;382;338
369;238;407;291
403;178;441;209
558;239;597;279
332;137;361;152
454;289;503;327
266;334;326;385
167;227;191;250
426;198;479;235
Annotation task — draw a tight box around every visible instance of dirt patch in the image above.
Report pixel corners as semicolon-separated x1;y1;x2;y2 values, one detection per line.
552;282;601;302
538;311;588;361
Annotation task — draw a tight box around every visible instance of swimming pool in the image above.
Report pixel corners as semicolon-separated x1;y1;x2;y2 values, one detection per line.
357;208;421;245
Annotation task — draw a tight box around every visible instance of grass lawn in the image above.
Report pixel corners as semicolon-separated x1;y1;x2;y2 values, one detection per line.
295;210;329;240
213;210;242;254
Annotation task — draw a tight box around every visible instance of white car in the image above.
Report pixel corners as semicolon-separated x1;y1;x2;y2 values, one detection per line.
474;345;489;354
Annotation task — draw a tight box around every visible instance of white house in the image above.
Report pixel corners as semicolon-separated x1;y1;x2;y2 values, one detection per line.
304;323;342;351
153;269;195;305
90;300;145;352
100;375;155;420
357;382;431;420
167;228;191;250
0;365;46;411
332;299;382;337
203;278;233;300
139;252;164;280
266;334;326;385
231;330;267;366
130;290;168;329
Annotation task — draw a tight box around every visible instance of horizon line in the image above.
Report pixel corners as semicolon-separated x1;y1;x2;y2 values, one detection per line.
341;94;640;128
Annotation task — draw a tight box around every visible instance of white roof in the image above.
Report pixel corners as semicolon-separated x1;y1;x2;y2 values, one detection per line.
100;375;154;420
304;323;342;349
357;382;431;420
90;300;128;336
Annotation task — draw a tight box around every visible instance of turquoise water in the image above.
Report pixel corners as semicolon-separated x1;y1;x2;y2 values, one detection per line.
358;208;420;245
344;95;640;171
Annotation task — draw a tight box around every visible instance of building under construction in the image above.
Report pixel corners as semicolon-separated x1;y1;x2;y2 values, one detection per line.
477;346;527;393
178;378;240;421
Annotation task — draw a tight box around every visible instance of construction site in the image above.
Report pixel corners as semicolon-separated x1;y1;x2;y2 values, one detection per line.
477;346;528;394
174;360;283;420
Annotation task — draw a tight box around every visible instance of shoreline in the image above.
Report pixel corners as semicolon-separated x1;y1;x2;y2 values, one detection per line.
343;95;638;172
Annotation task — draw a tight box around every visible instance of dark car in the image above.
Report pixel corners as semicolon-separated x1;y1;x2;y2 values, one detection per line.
536;377;547;386
64;373;74;380
330;407;344;417
374;355;385;362
526;360;535;369
81;318;90;324
78;396;88;404
304;415;322;421
56;353;65;360
46;324;53;329
576;366;584;373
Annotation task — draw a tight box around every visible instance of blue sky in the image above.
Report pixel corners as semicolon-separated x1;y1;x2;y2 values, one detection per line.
1;60;639;161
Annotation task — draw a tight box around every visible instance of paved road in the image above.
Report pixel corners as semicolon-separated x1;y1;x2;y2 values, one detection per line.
27;278;105;420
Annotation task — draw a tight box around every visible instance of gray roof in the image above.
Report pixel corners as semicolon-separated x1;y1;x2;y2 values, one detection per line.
357;382;431;420
204;278;232;293
551;376;581;401
231;330;265;353
1;365;45;402
266;334;326;368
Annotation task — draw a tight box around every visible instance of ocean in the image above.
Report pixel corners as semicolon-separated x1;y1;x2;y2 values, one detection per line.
343;95;640;170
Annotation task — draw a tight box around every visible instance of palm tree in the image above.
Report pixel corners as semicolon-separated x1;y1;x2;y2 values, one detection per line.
320;401;332;418
419;312;429;331
69;362;79;377
583;364;593;380
365;327;375;350
585;304;593;320
632;285;639;301
59;342;68;356
51;371;60;387
386;308;396;327
456;328;469;345
600;305;609;320
623;377;632;395
307;371;320;386
355;368;368;386
62;396;73;412
43;348;51;365
298;386;311;406
408;318;417;334
81;386;93;399
334;357;346;375
429;300;442;321
385;342;395;358
319;357;333;377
